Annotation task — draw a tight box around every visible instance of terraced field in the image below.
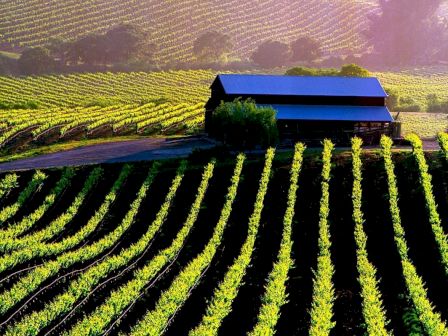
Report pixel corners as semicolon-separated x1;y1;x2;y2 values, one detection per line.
0;134;445;335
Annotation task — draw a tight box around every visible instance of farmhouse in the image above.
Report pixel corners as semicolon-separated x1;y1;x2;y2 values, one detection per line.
205;74;395;144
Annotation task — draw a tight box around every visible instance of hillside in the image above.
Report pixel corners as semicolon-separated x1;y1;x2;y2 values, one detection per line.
0;68;446;153
0;0;381;64
0;138;446;334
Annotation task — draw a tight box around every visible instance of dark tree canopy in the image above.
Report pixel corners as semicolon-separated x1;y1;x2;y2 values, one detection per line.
367;0;446;65
290;37;322;63
18;47;54;75
62;23;155;66
193;31;233;64
210;99;278;148
285;64;370;78
251;40;291;68
105;24;154;63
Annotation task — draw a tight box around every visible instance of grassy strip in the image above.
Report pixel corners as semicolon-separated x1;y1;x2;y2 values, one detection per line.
437;133;448;160
309;139;335;336
0;170;46;225
248;143;305;336
188;149;275;336
0;167;102;253
68;155;244;335
7;160;198;335
0;174;19;200
406;134;448;276
351;137;390;335
0;162;162;317
381;135;448;335
0;166;129;277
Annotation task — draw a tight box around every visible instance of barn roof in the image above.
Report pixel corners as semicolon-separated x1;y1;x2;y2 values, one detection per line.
259;105;394;122
217;74;388;98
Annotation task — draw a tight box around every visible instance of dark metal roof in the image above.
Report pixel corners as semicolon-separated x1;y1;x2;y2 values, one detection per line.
217;74;388;98
259;104;394;122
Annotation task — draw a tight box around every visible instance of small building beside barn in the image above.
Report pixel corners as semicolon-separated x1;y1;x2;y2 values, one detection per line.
205;74;396;144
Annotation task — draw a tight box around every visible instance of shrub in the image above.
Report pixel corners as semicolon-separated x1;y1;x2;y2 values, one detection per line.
210;99;278;148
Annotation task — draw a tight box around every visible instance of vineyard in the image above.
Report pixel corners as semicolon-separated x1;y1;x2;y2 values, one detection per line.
0;134;444;335
0;0;381;64
0;69;446;153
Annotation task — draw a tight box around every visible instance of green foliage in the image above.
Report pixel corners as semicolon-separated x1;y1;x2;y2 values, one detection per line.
0;164;135;316
0;168;74;239
285;67;339;77
0;101;39;110
193;31;233;64
0;170;46;225
190;149;275;336
8;161;194;335
285;64;370;77
309;139;336;336
129;161;223;335
381;135;448;335
210;99;278;148
290;36;322;63
67;158;237;335
0;173;19;200
351;137;390;335
438;133;448;160
249;143;305;336
0;167;102;254
339;64;371;77
18;47;54;75
427;94;448;113
406;134;448;276
251;40;291;68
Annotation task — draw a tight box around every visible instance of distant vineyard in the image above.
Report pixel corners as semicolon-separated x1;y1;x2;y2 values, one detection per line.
0;135;446;334
0;70;213;108
0;0;380;64
0;102;206;150
0;68;446;146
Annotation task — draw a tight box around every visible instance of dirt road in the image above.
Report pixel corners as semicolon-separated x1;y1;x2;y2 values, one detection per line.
0;137;216;172
0;137;440;172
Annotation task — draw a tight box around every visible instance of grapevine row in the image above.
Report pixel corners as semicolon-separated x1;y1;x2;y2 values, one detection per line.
249;143;305;336
0;167;102;254
351;137;389;335
6;160;193;335
189;148;275;336
406;134;448;276
309;139;335;336
381;135;448;335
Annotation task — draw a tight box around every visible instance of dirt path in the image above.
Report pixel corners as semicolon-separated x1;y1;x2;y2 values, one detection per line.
0;137;440;172
0;137;216;172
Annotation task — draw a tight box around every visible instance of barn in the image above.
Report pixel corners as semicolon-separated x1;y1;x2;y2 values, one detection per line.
205;74;395;144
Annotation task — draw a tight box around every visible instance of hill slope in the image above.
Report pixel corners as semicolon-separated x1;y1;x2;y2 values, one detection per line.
0;0;380;64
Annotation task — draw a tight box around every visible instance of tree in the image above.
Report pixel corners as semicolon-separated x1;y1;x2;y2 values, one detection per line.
193;31;233;64
251;40;291;68
366;0;445;65
47;37;71;65
339;64;370;77
105;23;155;63
66;24;155;66
290;37;322;63
67;34;108;65
285;64;370;77
18;47;54;75
210;99;278;148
